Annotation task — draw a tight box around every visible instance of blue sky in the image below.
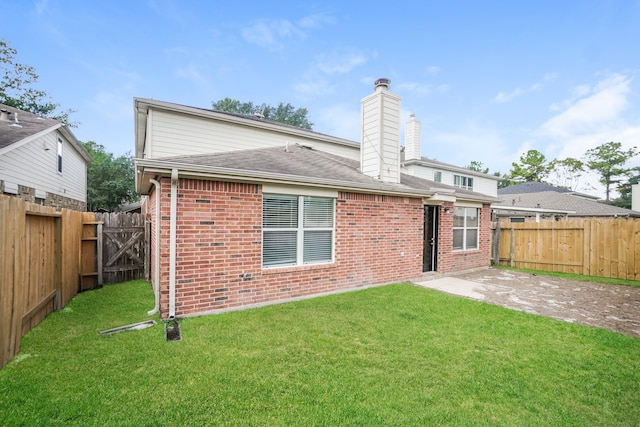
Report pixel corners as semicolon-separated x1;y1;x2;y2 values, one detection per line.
4;0;640;196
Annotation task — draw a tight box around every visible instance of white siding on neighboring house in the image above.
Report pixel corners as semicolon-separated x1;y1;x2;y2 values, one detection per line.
0;131;87;202
146;109;360;161
402;164;498;197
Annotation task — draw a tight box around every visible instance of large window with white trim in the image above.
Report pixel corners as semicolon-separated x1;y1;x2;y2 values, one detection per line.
262;194;334;267
453;207;479;250
454;174;473;190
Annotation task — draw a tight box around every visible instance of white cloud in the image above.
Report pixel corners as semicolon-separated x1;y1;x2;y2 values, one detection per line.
540;73;631;139
395;81;449;96
241;13;333;50
426;66;441;75
493;72;557;103
294;50;372;98
175;63;211;89
297;13;335;29
315;52;368;75
315;104;360;141
293;78;336;97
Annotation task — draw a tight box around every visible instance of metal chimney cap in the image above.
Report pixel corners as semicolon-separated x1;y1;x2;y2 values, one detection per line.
374;78;391;90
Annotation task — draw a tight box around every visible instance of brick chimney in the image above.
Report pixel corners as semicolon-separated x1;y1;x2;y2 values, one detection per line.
360;78;401;183
404;114;421;161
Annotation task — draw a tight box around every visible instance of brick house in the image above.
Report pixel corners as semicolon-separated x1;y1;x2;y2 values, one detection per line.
134;79;499;319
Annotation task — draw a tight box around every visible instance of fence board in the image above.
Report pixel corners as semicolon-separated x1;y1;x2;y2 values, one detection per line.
493;218;640;281
0;195;86;369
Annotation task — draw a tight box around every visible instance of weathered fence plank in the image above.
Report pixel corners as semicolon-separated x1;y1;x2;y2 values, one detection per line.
96;212;146;284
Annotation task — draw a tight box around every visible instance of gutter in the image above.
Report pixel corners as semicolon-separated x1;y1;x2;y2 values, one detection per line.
169;169;179;319
147;179;161;316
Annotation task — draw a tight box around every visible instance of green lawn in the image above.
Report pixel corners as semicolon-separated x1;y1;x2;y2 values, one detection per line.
1;280;639;426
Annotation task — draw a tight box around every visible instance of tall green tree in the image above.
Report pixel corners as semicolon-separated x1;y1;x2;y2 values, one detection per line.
548;157;585;191
0;38;76;126
584;141;638;202
509;149;551;182
212;97;313;130
82;141;138;212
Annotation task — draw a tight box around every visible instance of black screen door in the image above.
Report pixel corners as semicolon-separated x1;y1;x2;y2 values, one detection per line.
423;205;439;272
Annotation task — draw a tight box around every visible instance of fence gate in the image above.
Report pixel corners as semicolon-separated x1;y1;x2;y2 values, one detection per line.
95;212;147;284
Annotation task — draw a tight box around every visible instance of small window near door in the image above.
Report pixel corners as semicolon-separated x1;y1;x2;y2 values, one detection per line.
510;217;525;223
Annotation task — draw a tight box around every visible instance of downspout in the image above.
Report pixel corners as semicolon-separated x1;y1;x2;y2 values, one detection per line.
169;168;179;319
147;179;161;316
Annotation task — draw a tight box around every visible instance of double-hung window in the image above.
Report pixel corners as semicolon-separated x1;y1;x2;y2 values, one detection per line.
454;174;473;190
453;207;479;250
262;194;334;267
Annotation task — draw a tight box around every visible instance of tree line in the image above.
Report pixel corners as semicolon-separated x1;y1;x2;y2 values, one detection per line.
3;38;637;210
467;143;639;208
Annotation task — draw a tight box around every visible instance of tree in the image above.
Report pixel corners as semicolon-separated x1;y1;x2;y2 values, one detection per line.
465;160;489;174
547;157;585;191
82;141;138;212
212;97;313;130
584;141;638;202
509;149;551;182
610;171;640;209
0;38;76;126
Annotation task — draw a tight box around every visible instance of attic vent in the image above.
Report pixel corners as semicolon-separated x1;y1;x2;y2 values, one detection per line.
9;113;22;128
374;78;391;90
299;143;314;150
0;109;10;122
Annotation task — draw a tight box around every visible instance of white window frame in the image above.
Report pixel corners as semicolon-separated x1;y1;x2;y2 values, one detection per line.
453;207;479;251
57;138;63;173
262;194;335;268
434;171;442;182
454;174;473;190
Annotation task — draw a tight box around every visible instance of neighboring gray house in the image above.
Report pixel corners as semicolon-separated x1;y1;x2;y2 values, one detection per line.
0;104;91;211
494;182;640;222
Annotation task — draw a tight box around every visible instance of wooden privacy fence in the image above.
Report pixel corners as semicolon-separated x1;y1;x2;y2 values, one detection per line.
0;195;96;369
492;218;640;280
95;212;147;285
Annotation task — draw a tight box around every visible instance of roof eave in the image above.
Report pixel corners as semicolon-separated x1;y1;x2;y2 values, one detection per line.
135;158;436;199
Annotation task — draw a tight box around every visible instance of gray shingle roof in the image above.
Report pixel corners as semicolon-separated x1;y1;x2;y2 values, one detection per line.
499;181;593;197
156;144;497;202
0;104;61;150
497;191;640;217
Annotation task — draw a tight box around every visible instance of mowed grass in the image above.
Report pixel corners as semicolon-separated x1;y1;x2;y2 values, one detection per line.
1;280;640;426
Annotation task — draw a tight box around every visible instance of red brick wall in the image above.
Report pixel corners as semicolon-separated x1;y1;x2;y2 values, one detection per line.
436;202;492;273
155;179;425;318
